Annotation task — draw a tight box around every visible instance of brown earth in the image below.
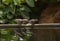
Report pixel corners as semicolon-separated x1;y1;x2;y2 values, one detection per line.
29;3;60;41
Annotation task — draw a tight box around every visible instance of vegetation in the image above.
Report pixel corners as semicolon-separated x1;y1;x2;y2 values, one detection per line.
0;0;60;41
0;0;35;41
0;0;35;24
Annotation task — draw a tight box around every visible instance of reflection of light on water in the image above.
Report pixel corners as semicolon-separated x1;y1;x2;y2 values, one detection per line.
35;0;37;2
14;28;32;41
11;40;14;41
13;35;16;37
19;37;23;41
